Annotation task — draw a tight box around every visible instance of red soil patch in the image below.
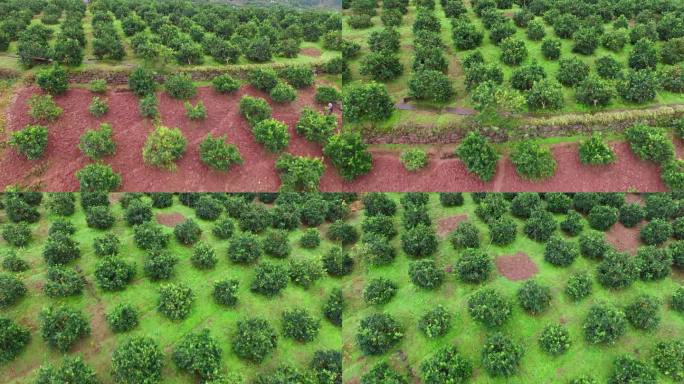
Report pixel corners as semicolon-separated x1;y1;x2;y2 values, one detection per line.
625;193;644;205
156;212;185;227
496;252;539;281
436;214;469;237
301;47;322;57
0;91;668;192
318;141;667;192
606;222;642;254
0;85;339;191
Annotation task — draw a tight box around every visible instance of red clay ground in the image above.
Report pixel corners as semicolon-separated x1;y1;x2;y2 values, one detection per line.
0;86;673;192
300;48;322;57
496;252;539;281
606;222;642;254
436;214;469;237
156;212;186;227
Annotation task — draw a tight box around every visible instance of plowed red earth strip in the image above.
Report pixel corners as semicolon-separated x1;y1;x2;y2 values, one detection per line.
0;86;673;192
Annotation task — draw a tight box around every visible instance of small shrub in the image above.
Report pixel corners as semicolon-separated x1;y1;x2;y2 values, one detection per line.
635;245;673;280
36;64;68;95
0;317;30;364
199;134;243;172
157;283;195;320
139;94;159;118
212;217;235;239
28;95;63;123
597;251;638;289
467;288;512;328
420;345;473;383
0;273;27;307
565;272;593;301
455;249;492;283
213;279;239;307
144;249;178;281
191;242;217;270
232;318;278;362
652;341;684;381
94;257;135;291
356;313;404;356
142;126;187;170
106;303;139;333
270;82;297;103
300;229;321;248
625;124;675;165
172;329;223;381
174;218;202;245
39;305;90;351
88;96;109;116
640;219;672;246
625;294;661;331
524;210;556;242
288;258;323;288
608;355;657;384
583;303;627;344
560;211;584;236
282;308;320;342
418;305;452;339
363;278;397;305
579;230;609;259
619;204;645;228
112;337;164;384
402;224;438;258
184;101;207;120
10;125;48;160
538;323;571;356
400;149;428;172
133;222;170;250
451;221;480;249
481;332;524;377
409;259;445;289
2;222;31;247
511;141;556;180
322;246;354;276
455;132;499;182
250;262;289;297
212;74;240;93
79;123;116;160
588;205;619;231
129;67;156;96
324;132;373;181
165;73;196;99
618;70;659;104
517;280;551;314
579;135;616;165
315;86;341;104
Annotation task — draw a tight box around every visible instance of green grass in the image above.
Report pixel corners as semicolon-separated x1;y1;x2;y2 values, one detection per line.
0;194;342;383
343;193;684;383
342;2;684;131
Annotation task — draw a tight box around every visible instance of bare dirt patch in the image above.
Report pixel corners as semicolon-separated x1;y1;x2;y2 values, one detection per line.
156;212;186;227
0;90;668;192
437;214;469;237
625;193;644;205
496;253;539;281
606;222;642;254
301;48;322;57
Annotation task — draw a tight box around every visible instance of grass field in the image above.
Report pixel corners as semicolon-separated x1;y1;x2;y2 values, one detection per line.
343;1;684;131
0;193;343;383
343;192;684;383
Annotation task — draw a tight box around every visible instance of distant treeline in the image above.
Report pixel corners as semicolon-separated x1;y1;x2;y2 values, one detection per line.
221;0;341;9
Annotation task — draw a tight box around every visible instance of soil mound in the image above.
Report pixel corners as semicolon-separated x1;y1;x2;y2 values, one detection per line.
606;223;642;254
496;252;538;281
156;213;185;227
301;48;322;57
437;214;469;237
